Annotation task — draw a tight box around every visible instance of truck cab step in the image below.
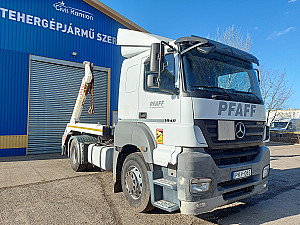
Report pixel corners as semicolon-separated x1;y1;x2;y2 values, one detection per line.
153;200;179;212
153;178;177;190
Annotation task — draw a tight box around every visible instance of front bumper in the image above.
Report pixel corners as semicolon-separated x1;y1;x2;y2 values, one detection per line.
180;180;267;215
177;146;270;215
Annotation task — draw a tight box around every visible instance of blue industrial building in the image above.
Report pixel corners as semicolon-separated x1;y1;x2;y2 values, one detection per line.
0;0;146;156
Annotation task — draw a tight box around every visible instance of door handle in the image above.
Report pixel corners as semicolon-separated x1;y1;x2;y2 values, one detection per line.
139;112;147;119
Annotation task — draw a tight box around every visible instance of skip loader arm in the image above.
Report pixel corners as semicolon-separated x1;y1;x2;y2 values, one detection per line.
70;61;94;124
61;61;94;151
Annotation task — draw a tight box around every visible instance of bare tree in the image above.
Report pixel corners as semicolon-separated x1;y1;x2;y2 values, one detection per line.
214;25;293;124
260;67;294;124
215;25;252;52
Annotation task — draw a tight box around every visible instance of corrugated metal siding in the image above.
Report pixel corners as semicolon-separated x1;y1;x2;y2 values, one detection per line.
0;49;29;157
0;0;125;119
0;135;27;149
0;49;29;136
28;56;108;154
0;148;27;157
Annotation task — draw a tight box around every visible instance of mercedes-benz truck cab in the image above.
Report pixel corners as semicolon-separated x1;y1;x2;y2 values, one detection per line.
62;29;270;215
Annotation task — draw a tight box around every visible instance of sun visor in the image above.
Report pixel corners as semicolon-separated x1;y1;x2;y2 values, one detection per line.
176;36;259;65
117;28;174;58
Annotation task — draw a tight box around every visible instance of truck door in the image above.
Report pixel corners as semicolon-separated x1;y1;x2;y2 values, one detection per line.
138;53;180;152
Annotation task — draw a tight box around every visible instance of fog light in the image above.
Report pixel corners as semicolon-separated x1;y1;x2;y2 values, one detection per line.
190;178;211;194
262;165;270;179
263;183;267;188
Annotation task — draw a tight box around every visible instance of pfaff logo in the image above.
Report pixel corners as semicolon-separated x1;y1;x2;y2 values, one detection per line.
150;101;164;108
218;101;257;117
53;1;94;21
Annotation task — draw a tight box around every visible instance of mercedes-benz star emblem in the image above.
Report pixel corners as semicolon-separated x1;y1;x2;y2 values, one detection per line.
235;122;246;139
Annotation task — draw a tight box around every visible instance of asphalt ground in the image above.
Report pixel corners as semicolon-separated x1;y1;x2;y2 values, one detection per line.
0;143;299;225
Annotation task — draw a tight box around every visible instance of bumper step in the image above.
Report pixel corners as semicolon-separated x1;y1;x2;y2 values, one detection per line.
153;200;179;212
153;178;177;190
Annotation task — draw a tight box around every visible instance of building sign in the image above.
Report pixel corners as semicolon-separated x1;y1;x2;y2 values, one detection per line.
53;1;94;21
0;4;117;45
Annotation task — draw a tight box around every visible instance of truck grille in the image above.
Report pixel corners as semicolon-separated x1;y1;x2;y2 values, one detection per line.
218;177;253;188
195;119;264;149
204;146;260;166
223;186;254;201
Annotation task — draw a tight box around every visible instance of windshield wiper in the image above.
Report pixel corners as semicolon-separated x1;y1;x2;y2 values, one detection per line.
190;86;233;100
232;90;262;104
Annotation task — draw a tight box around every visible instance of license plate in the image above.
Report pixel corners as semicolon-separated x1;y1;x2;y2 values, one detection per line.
233;169;252;180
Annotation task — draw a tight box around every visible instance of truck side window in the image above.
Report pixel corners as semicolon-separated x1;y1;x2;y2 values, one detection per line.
144;54;175;94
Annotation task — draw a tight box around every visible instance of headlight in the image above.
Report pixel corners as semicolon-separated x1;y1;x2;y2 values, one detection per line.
190;178;211;194
262;165;270;179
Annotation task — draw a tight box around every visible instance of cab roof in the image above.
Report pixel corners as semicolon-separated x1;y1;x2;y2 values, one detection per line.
175;36;259;65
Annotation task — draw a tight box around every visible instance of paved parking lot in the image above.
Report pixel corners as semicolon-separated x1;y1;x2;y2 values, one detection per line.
0;143;299;224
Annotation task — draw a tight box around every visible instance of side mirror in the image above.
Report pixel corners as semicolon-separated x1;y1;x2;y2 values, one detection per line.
150;43;164;73
147;74;159;88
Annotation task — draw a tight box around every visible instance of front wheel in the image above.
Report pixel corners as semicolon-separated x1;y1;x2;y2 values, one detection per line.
121;152;154;212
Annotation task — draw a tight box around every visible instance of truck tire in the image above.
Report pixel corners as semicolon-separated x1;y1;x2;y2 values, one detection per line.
121;152;154;212
70;138;87;172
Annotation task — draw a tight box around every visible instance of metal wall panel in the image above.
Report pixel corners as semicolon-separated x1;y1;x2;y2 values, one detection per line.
28;56;108;154
0;49;29;135
0;49;29;157
0;148;27;157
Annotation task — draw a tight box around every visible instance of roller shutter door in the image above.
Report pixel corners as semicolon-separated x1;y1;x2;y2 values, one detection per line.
28;56;108;154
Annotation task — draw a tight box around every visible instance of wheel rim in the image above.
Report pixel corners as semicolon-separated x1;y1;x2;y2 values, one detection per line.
125;165;143;200
71;146;77;165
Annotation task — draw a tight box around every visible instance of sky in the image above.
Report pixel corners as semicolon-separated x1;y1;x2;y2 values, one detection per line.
100;0;300;109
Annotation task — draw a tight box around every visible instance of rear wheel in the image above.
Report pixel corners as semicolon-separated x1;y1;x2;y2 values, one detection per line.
70;138;87;172
121;152;154;212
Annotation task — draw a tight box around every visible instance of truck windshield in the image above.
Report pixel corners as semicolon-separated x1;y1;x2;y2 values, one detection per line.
181;47;263;104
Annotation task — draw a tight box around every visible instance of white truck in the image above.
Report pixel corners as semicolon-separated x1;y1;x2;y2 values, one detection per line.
61;28;270;215
270;118;300;133
270;118;300;141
